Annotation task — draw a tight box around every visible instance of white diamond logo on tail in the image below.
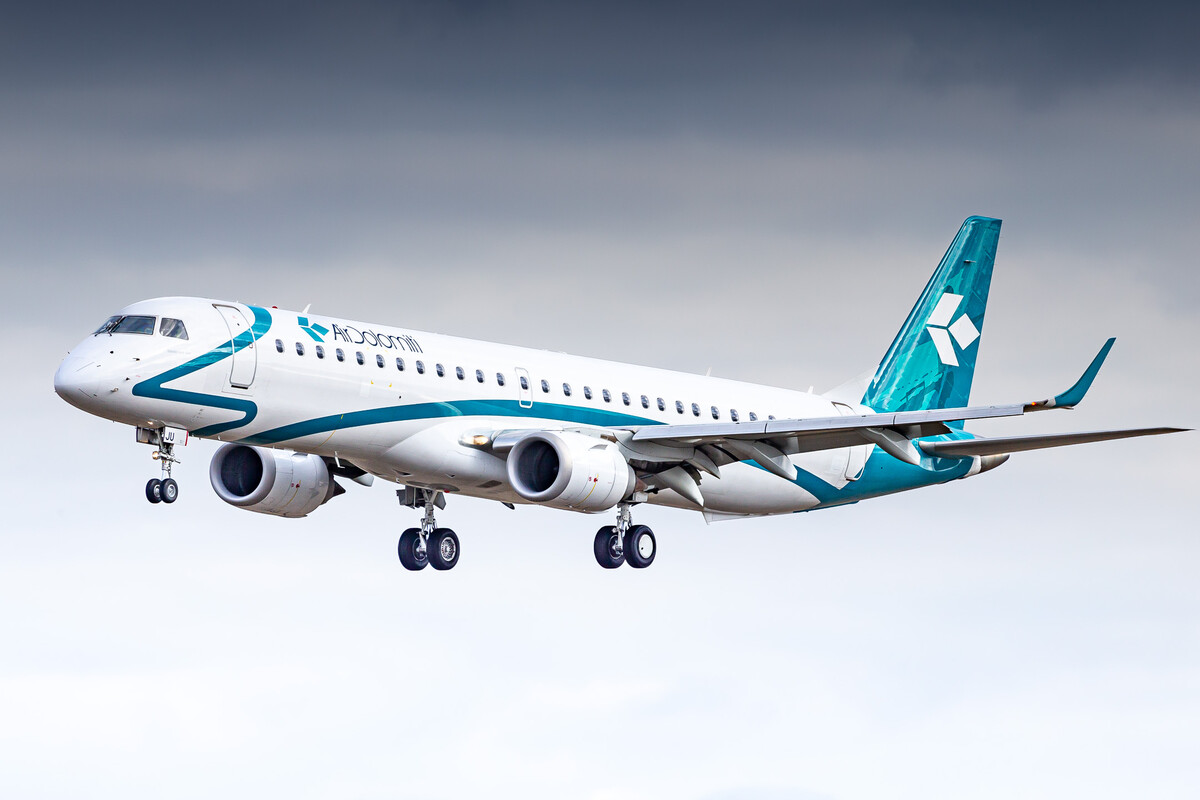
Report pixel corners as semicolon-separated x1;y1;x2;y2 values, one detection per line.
949;314;979;349
925;292;979;366
927;292;962;328
927;326;959;366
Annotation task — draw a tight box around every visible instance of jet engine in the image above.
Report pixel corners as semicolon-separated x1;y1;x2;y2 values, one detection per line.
209;444;339;518
506;431;636;512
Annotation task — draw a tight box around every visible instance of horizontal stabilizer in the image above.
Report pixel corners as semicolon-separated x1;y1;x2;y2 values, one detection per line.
920;427;1188;458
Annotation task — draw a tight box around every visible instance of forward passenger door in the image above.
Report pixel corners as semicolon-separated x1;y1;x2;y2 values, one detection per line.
213;304;257;389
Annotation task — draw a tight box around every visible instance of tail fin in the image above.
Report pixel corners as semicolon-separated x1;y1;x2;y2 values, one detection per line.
862;216;1001;421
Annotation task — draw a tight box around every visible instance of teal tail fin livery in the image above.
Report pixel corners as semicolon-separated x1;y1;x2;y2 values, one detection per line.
863;216;1001;422
53;217;1188;572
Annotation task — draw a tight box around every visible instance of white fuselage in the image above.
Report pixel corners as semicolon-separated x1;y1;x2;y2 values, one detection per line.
54;297;933;517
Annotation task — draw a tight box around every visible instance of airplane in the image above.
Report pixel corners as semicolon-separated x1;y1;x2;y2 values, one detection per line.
53;216;1187;571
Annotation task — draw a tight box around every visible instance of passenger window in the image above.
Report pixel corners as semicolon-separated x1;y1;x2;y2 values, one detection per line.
275;339;284;353
691;402;701;416
296;342;305;356
749;412;758;421
416;360;425;374
436;363;445;377
583;386;592;400
769;415;776;421
563;383;572;397
455;366;465;380
675;400;684;414
711;406;720;420
541;380;550;393
356;351;365;365
316;345;325;359
657;398;666;411
641;395;649;409
623;392;631;406
376;354;385;368
476;369;484;383
520;376;529;390
159;318;188;339
602;389;611;403
730;409;739;422
396;357;405;371
497;373;506;387
336;348;345;362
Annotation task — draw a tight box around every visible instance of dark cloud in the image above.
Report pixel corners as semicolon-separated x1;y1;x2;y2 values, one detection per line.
3;2;1198;132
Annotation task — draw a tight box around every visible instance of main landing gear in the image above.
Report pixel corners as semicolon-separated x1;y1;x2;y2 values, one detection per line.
594;503;656;569
397;487;460;571
141;427;181;505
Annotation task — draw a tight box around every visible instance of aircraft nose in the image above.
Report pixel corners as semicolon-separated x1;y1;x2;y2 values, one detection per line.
54;354;100;405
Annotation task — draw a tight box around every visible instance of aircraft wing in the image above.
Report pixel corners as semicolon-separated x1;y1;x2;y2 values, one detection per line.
620;338;1187;474
630;403;1023;445
627;403;1023;471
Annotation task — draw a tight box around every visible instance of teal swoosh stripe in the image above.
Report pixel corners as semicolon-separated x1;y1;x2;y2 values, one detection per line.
239;393;980;508
132;305;273;437
240;399;662;445
784;446;974;507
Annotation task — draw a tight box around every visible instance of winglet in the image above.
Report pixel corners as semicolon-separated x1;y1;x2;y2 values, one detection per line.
1025;337;1115;411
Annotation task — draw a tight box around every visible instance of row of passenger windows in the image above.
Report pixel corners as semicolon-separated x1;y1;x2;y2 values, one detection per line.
274;338;774;422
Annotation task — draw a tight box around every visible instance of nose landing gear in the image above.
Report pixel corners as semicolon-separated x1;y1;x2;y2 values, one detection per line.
139;426;182;505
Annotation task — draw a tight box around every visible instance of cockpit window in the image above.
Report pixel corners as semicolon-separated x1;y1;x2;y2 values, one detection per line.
94;315;156;335
160;318;188;340
93;315;123;334
95;315;156;335
114;315;156;334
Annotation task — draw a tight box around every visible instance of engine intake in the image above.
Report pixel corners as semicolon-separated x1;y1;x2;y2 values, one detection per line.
506;431;635;512
209;444;338;518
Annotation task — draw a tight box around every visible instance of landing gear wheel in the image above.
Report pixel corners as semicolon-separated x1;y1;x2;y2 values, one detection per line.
428;528;460;571
624;525;656;569
145;479;162;504
160;478;179;504
594;526;625;569
398;528;428;571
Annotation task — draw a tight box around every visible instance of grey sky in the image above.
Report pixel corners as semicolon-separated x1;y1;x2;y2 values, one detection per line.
2;3;1197;799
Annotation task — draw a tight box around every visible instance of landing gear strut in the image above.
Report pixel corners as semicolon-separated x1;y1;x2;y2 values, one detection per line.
594;503;656;569
397;487;460;571
141;427;181;505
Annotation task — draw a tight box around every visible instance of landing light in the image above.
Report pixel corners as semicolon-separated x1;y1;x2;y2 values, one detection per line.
460;433;492;448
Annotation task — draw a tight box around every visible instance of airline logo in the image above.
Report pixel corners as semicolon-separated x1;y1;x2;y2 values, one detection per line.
298;316;330;343
297;315;423;353
925;293;979;367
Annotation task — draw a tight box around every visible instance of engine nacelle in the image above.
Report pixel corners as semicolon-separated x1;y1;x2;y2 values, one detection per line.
506;431;636;512
209;444;337;518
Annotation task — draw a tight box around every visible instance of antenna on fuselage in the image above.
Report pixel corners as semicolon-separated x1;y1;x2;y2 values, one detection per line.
301;303;312;314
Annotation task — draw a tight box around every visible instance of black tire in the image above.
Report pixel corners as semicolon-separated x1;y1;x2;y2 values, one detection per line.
624;525;656;569
593;526;624;569
160;478;179;504
146;479;162;504
428;528;460;571
398;528;427;571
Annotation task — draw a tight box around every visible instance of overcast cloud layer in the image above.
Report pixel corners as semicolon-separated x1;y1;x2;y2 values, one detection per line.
2;3;1198;799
